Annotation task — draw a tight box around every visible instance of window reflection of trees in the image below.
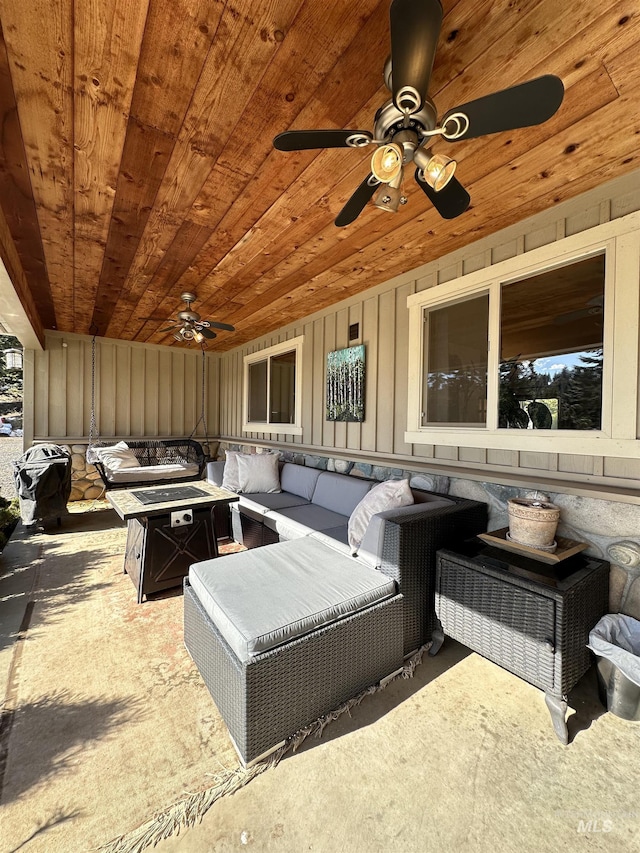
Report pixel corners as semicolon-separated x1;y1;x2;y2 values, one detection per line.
426;361;487;425
498;349;603;430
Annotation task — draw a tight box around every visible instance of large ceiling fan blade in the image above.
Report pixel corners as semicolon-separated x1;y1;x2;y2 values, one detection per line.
273;129;373;151
335;174;380;227
200;327;216;340
442;75;564;141
390;0;442;114
205;320;235;332
415;170;470;219
158;324;179;333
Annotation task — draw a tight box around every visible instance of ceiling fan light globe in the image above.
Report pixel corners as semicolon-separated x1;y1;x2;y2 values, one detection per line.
424;153;456;192
371;143;403;183
172;332;182;342
181;327;195;341
193;330;205;344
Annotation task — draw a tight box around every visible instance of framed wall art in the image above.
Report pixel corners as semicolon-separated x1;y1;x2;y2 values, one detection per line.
326;345;365;422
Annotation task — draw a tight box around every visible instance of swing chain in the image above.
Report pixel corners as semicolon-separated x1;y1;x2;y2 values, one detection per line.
200;347;208;441
189;347;212;459
89;334;97;447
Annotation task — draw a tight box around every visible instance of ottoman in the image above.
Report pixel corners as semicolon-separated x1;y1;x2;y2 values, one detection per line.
184;537;404;765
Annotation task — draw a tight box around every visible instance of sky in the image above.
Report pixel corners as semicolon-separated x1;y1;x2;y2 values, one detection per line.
532;351;596;378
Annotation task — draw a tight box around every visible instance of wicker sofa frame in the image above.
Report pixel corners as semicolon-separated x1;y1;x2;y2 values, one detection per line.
92;438;206;490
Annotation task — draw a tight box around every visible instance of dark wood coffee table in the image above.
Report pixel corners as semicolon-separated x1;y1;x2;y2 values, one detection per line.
108;481;238;603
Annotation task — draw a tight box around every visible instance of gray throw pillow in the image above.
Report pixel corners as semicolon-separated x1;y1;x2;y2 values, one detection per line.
221;449;245;493
348;478;414;554
236;453;281;494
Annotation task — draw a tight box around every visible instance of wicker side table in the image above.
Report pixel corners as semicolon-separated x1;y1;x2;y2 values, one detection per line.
433;540;609;744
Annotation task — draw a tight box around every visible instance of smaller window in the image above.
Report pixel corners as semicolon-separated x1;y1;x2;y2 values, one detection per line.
243;337;304;435
423;294;489;427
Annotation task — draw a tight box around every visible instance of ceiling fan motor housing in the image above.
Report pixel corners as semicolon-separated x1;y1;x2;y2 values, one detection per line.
373;98;437;161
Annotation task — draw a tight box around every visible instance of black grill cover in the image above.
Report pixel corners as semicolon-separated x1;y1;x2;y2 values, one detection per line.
13;443;72;526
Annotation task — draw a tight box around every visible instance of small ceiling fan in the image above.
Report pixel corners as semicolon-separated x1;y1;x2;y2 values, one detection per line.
273;0;564;226
145;292;235;343
553;295;604;325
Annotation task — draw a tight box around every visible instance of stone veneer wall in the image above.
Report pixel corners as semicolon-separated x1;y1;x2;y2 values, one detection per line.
65;444;105;501
219;440;640;621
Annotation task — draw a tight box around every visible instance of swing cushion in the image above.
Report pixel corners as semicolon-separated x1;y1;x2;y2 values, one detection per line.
104;462;201;484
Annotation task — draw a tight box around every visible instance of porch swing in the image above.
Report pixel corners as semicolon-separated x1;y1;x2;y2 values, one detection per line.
86;336;208;491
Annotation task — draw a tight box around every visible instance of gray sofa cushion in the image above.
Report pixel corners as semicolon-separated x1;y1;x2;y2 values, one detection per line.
239;492;310;516
188;538;397;663
263;504;349;540
280;463;323;500
309;526;350;554
311;471;373;515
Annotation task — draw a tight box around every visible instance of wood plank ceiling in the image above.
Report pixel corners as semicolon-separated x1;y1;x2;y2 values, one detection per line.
0;0;638;352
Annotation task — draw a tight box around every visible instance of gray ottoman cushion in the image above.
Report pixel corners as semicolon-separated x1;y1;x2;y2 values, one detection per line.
188;538;396;663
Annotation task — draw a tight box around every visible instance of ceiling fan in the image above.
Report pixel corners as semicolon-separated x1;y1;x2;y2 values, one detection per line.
146;292;235;344
273;0;564;226
553;295;604;325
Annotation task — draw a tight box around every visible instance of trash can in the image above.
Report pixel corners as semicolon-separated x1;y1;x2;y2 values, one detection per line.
13;443;72;527
588;614;640;721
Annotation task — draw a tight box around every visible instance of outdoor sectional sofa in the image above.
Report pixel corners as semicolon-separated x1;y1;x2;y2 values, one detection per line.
184;457;487;765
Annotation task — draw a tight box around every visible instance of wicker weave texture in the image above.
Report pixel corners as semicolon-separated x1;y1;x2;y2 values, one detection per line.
184;579;404;765
95;438;206;490
231;506;279;548
380;498;488;655
436;553;609;695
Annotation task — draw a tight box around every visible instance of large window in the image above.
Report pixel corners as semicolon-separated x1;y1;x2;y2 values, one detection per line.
243;337;303;434
498;254;604;431
405;215;640;458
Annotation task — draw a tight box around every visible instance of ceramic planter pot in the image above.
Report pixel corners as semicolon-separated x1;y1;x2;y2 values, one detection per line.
507;497;560;549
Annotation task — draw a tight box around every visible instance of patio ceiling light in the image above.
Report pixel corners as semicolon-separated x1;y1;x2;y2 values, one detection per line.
370;143;403;184
414;148;456;192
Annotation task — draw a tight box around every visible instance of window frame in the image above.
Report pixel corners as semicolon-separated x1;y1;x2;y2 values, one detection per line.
242;336;304;435
405;214;640;458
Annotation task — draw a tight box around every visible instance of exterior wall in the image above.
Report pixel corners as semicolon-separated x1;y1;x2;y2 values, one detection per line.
23;331;219;499
218;170;640;499
216;171;640;618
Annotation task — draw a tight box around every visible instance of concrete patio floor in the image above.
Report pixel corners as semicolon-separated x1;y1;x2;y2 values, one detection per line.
2;507;640;853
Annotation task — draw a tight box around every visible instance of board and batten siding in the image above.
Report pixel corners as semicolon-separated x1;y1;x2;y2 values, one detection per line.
218;170;640;497
26;331;218;445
